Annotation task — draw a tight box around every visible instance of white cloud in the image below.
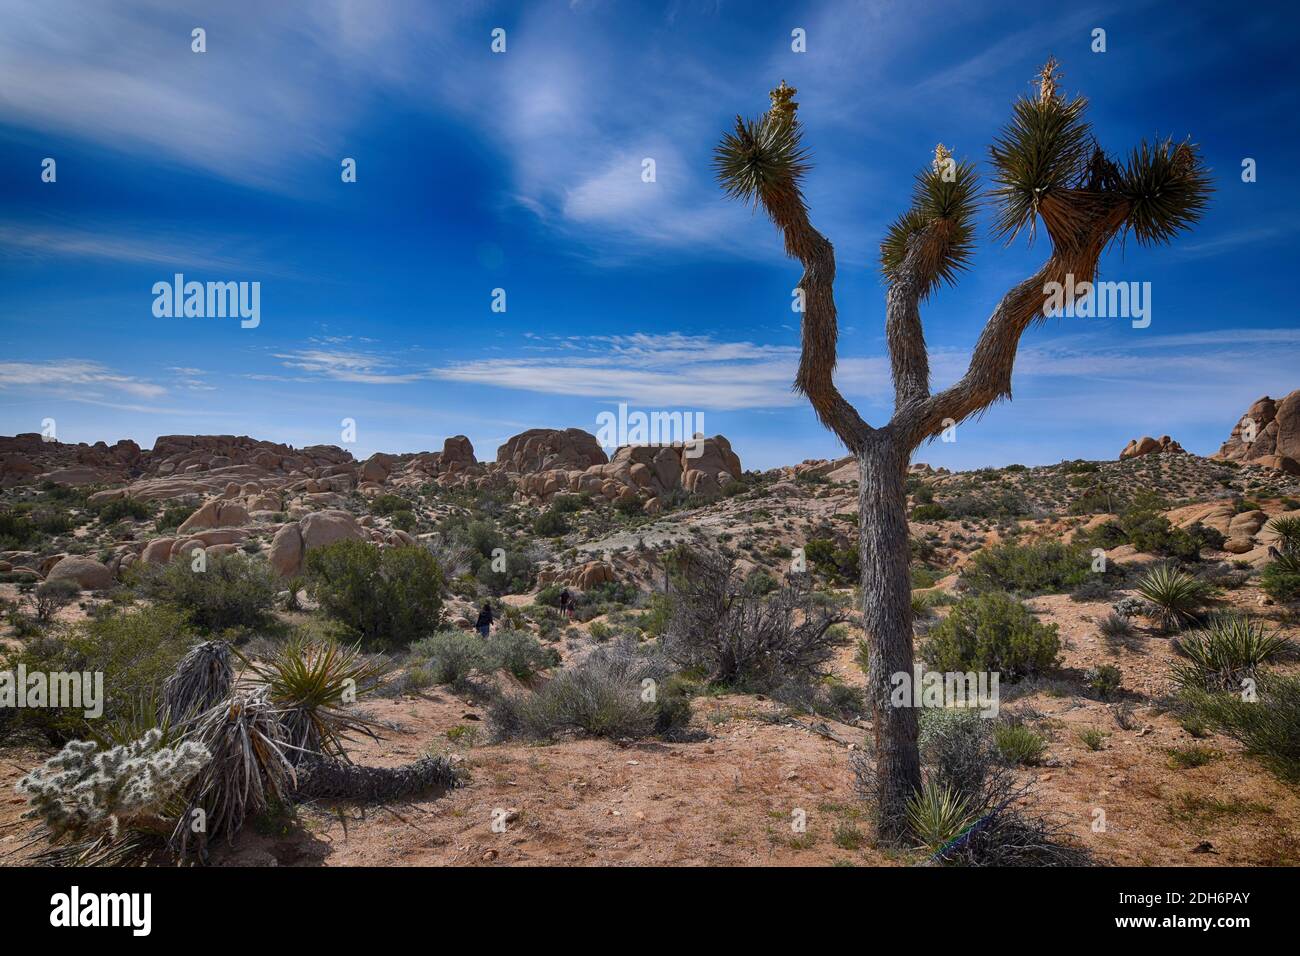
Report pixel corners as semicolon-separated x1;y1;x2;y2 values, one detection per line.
271;347;433;385
0;359;165;399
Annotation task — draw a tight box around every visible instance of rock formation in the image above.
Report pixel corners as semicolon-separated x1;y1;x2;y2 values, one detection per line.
1213;391;1300;474
1119;435;1186;459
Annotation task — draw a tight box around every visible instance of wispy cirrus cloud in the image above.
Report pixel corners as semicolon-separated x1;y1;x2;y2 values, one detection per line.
433;332;889;410
0;359;165;399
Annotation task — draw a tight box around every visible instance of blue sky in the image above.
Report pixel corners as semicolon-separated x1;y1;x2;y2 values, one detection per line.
1;0;1297;471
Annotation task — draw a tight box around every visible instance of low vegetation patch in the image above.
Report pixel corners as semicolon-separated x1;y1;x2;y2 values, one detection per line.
920;592;1060;681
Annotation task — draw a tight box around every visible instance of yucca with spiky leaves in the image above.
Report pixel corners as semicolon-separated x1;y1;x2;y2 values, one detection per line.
1265;515;1300;555
159;640;233;725
175;689;296;859
238;636;387;764
1173;615;1292;691
906;780;975;851
881;146;980;299
1136;563;1209;632
714;60;1210;845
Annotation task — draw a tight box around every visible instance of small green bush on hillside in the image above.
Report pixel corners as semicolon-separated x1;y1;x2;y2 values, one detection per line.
134;552;277;633
959;540;1091;596
920;591;1060;680
306;540;444;650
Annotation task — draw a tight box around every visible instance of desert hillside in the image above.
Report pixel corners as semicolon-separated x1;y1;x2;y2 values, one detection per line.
4;395;1300;867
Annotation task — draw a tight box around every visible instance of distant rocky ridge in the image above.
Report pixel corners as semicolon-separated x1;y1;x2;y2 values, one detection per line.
0;427;743;517
0;426;745;586
1213;391;1300;475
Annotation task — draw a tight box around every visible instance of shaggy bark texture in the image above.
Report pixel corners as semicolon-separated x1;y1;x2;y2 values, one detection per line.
294;755;462;803
857;432;922;842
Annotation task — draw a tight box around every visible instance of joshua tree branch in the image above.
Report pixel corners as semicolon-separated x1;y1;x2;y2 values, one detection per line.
891;265;1047;451
893;200;1130;451
884;240;933;413
785;219;875;452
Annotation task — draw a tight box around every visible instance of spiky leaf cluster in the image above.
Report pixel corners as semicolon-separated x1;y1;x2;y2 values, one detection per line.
713;112;810;218
989;93;1094;243
159;640;234;725
881;157;980;298
240;636;386;763
1117;138;1213;245
181;688;296;847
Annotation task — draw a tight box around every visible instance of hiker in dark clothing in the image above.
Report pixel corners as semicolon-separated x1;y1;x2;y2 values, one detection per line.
474;602;493;638
559;588;573;621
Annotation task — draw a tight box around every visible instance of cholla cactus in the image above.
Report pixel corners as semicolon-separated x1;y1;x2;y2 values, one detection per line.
17;730;209;839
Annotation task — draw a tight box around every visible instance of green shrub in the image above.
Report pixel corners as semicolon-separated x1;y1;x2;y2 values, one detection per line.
1167;744;1218;769
534;584;565;608
1077;728;1108;751
803;538;858;586
959;540;1091;596
1083;663;1124;700
743;567;779;595
306;541;444;650
614;496;643;516
1061;460;1099;474
409;630;490;686
1178;674;1300;781
155;504;193;532
474;546;535;596
485;628;560;680
134;552;277;633
0;606;197;744
489;643;686;741
532;508;570;537
0;506;75;548
95;497;153;525
994;723;1048;765
911;503;949;521
921;592;1060;680
1114;492;1218;560
389;509;417;532
1135;563;1208;632
369;494;411;517
550;494;584;514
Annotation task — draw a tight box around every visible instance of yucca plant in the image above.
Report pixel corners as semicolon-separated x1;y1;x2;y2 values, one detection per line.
159;640;233;725
1264;515;1300;556
1136;564;1208;632
175;689;296;859
1172;615;1291;691
906;780;975;851
237;637;387;764
1261;549;1300;602
714;60;1209;843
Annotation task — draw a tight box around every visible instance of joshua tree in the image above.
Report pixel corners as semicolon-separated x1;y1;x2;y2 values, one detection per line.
714;61;1211;842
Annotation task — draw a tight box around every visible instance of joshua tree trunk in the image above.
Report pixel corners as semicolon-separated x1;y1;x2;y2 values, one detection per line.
857;431;921;842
